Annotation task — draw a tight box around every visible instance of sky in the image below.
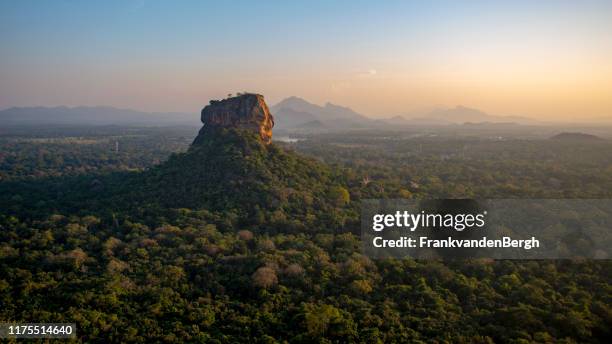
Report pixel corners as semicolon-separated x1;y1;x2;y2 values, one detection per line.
1;0;611;120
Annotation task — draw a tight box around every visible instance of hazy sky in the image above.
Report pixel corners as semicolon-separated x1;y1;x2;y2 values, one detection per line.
1;0;611;120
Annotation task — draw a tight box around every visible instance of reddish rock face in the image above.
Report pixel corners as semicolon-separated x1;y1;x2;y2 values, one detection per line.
194;94;274;144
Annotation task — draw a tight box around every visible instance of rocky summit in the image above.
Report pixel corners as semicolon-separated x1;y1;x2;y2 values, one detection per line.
193;93;274;145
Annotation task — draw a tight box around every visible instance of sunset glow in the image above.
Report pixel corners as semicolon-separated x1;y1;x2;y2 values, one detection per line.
1;0;611;120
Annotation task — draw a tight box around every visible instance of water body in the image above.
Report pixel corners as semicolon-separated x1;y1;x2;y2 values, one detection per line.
274;136;304;143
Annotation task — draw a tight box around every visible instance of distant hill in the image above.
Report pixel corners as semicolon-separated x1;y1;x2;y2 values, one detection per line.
550;132;604;141
377;106;539;127
0;106;199;126
270;96;369;130
296;119;326;129
270;108;318;129
407;105;538;125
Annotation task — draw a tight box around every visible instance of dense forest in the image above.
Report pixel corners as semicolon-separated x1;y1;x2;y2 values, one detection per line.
0;126;611;343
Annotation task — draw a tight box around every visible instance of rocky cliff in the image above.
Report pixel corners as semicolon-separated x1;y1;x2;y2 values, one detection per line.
193;93;274;145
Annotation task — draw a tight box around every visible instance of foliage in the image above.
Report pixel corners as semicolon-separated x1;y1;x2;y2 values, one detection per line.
0;126;611;343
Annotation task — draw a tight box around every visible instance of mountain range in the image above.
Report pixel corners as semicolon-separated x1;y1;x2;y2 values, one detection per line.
0;106;199;126
270;96;370;130
0;98;541;129
271;97;539;131
406;106;538;125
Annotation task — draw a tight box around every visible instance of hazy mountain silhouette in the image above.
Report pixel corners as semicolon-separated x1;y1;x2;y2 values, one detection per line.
271;98;539;130
271;96;369;130
296;120;326;129
269;108;318;129
408;105;538;125
0;106;199;126
1;101;542;129
550;132;604;141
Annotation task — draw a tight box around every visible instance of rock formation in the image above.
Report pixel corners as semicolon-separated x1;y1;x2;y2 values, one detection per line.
193;93;274;145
